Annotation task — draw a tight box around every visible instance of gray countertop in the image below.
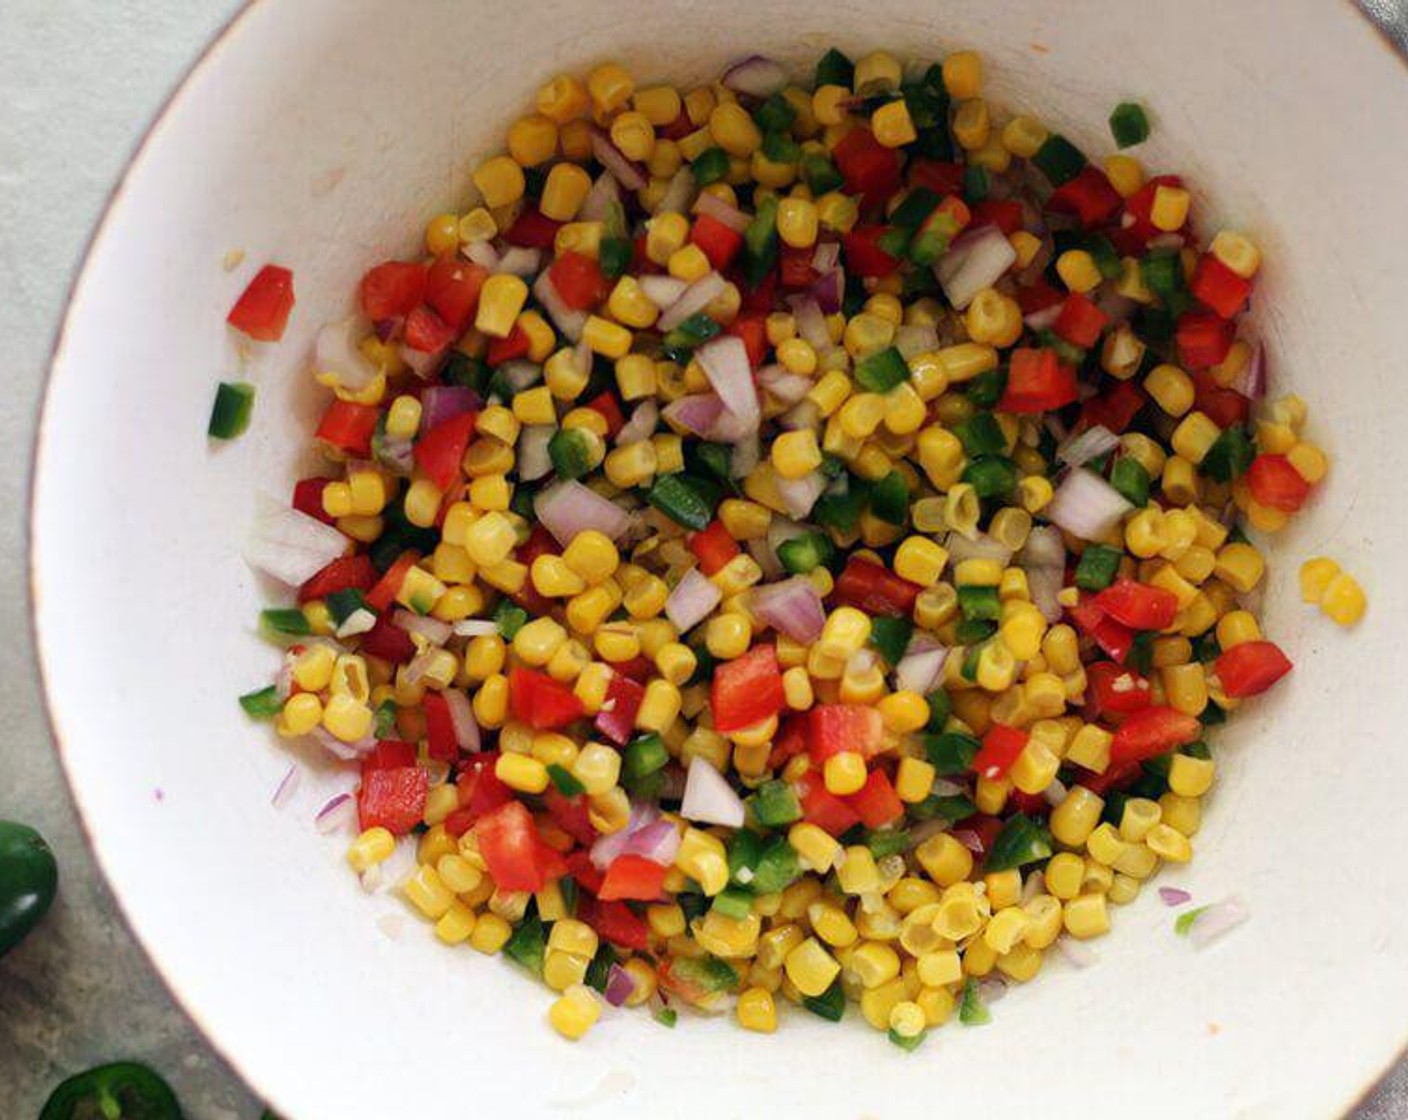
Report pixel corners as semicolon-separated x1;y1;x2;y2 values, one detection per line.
0;2;1404;1116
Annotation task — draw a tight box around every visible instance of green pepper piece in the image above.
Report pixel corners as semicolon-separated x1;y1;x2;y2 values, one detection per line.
750;779;803;828
206;381;254;440
257;607;311;642
959;639;988;674
441;351;490;393
984;812;1054;872
959;977;991;1025
814;47;855;88
39;1062;181;1120
1140;250;1185;304
670;954;739;993
325;588;369;626
865;829;911;859
584;942;617;991
868;469;909;524
812;483;868;534
653;1006;679;1028
962;455;1017;499
623;733;669;781
503;909;547;975
799;150;845;194
852;346;910;394
0;821;57;959
954;412;1006;457
712;886;755;919
1181;740;1213;760
802;977;847;1021
965;368;1008;408
1108;101;1151;148
1075;544;1123;592
923;731;980;775
749;835;802;894
647;474;712;530
547;764;586;796
691;146;731;186
237;685;282;719
869;616;914;667
957;585;1001;622
491;597;529;639
962;164;990;202
1084;233;1123;280
1201;426;1254;482
888;188;941;230
548;427;598;481
776;531;836;575
761;130;801;164
924;688;951;731
1031;133;1087;186
888;1027;927;1051
742;196;780;291
373;699;397;739
1110;456;1151;507
753;92;796;133
661;311;723;361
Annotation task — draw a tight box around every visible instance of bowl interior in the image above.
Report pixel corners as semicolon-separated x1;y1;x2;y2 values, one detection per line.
32;2;1408;1117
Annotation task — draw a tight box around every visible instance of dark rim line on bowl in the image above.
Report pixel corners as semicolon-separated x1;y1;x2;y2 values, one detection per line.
22;3;1408;1116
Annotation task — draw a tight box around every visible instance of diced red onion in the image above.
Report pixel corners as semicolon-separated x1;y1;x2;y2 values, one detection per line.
1095;290;1137;324
681;756;746;827
952;828;985;854
579;170;620;223
604;963;639;1007
392;609;451;646
764;516;808;556
463;240;499;269
1058;938;1099;969
1021;870;1046;903
1188;895;1250;949
809;269;845;314
730;433;761;478
1057;424;1120;467
1042;779;1069;808
452;619;498;638
639;274;687;308
789;295;831;350
721;54;788;97
628;819;683;866
1022;304;1063;332
778;398;820;431
978;977;1008;1005
535;480;633;544
270;764;300;809
616;399;659;446
591;128;646;190
812;241;840;272
419;385;479;433
656;167;695;215
373;316;401;343
944;531;1012;569
895;645;949;695
308;725;375;761
1159;886;1192;907
757;364;812;405
1147;232;1185;252
657;272;727;332
1238;342;1267;400
1021;524;1068;622
931;778;965;798
398;344;444;379
495;246;541;277
245;497;350;586
374;434;415;475
314;317;380;392
314;792;357;834
274;661;293;701
1044;469;1134;541
1043;414;1070;446
662;393;725;438
1026;565;1066;624
665;567;722;633
442;688;481;752
1022;524;1066;570
895;323;939;360
497;360;541;394
935;225;1017;310
745;536;782;580
516;424;554;481
532;268;586;341
752;577;826;643
775;470;826;518
402;648;438;687
589;803;661;869
1017;233;1055;287
698;336;760;429
908;817;952;847
693;190;751;234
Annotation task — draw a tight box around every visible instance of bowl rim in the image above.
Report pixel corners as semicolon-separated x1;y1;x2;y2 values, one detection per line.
24;3;1408;1116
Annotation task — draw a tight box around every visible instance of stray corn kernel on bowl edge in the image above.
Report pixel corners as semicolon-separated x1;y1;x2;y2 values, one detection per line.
29;2;1408;1118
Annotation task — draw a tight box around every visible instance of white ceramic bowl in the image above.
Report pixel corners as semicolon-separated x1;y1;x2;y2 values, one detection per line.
31;2;1408;1116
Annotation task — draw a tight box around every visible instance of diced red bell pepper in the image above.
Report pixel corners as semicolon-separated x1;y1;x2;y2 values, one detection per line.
690;213;745;271
807;704;885;762
1075;759;1143;796
512;525;559;617
842;225;902;278
599;853;670;901
710;644;785;733
833;127;901;203
292;477;335;525
1190;254;1253;319
585;897;650;950
425;257;489;331
1046;166;1122;229
1192;371;1250;429
1086;661;1153;717
565;848;606;895
361;261;428;320
999;347;1078;414
356;766;428;836
359;612;416;664
404;305;456;353
476;800;556;892
486;322;531;365
796;771;863;836
364;740;417;770
1109;706;1202;766
908;159;965;196
658;108;694;141
548;251;610;310
779;246;820;290
543;788;599;847
594;672;645;745
607;654;654;683
1215;640;1293;698
832;557;922;617
739;264;777;311
1246;454;1311;512
227;265;296;342
1053;293;1110;348
365;551;420;612
1123;175;1185;244
509;667;586;730
1175;311;1236;371
444;753;514;836
1080;380;1146;434
421;692;457;762
969;199;1025;236
585;391;626;438
767;716;808;770
727;313;768;369
1007;788;1051;818
1015;280;1065;318
972;724;1029;780
846;769;904;829
413;410;477;493
1093;578;1179;631
503;205;562;249
314;400;381;457
298;553;377;604
687;520;741;576
1067;596;1136;664
956;814;1004;859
